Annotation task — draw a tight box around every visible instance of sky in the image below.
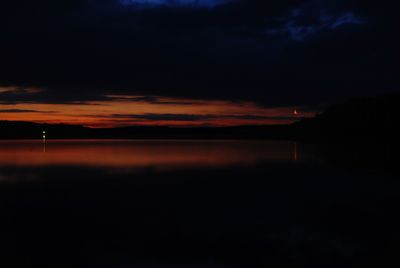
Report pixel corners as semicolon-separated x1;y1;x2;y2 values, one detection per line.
0;0;399;127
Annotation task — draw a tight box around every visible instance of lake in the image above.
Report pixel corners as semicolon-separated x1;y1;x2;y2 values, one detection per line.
0;140;398;267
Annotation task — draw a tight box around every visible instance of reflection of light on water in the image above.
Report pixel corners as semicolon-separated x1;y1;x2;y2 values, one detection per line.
43;130;46;153
0;140;297;170
294;142;299;161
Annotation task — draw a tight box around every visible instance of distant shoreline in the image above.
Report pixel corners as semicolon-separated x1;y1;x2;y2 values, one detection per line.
1;94;399;141
0;122;295;140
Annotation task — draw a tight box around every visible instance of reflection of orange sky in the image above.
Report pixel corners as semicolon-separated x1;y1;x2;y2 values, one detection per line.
0;91;315;127
0;140;298;170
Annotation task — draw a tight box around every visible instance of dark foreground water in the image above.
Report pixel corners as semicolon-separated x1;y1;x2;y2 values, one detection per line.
0;140;398;268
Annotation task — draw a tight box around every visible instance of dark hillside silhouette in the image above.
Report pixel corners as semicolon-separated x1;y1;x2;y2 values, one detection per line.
293;94;400;141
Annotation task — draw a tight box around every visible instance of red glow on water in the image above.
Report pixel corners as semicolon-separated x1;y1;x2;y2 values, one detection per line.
0;140;297;170
294;142;299;161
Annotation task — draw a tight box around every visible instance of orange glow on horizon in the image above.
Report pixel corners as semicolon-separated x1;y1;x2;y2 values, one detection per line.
0;90;316;127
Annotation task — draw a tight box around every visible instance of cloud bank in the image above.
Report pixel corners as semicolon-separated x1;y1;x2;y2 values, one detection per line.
0;0;398;112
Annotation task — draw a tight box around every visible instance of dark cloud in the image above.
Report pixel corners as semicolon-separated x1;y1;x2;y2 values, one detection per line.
0;87;42;105
119;0;229;8
106;95;198;105
110;113;297;121
0;86;109;105
267;11;365;41
0;0;399;107
0;109;56;113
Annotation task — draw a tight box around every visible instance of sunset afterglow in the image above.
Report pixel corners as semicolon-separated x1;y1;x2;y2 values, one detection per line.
0;87;314;127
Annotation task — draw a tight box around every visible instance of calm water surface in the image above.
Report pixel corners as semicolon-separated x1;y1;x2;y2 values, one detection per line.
0;140;305;170
0;140;398;267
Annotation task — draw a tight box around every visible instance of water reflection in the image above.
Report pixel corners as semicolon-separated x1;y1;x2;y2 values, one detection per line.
0;140;306;169
0;140;398;267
